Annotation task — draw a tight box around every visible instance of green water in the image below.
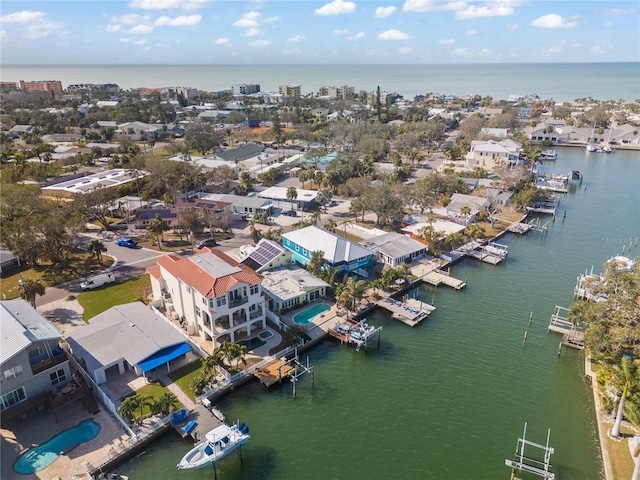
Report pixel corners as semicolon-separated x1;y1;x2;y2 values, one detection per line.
119;149;639;479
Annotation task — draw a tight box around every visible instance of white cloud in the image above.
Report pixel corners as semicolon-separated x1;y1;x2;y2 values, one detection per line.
603;21;614;27
452;47;471;56
548;45;562;53
315;0;356;16
591;44;611;55
128;0;208;10
248;39;271;48
375;6;397;18
531;14;578;29
113;14;149;25
215;37;232;46
332;29;349;35
25;24;53;40
403;0;465;13
155;15;201;26
438;38;455;44
128;24;154;34
479;48;491;56
233;12;260;28
465;29;476;36
378;29;411;40
602;8;637;16
0;10;46;23
455;4;516;20
506;23;519;31
347;32;365;40
399;47;413;54
120;37;148;45
244;28;261;37
263;16;281;24
105;24;121;33
288;35;305;43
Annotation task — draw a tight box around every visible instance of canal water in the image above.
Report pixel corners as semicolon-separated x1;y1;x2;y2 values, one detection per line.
118;148;639;480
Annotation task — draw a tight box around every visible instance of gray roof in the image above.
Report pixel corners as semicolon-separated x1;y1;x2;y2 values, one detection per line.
361;232;426;259
1;300;62;365
282;226;373;264
216;144;264;162
65;302;186;373
260;266;329;302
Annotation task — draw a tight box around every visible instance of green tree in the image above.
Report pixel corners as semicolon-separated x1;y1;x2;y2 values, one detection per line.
309;250;326;275
611;357;638;438
150;392;179;416
286;186;298;210
118;395;139;425
148;213;170;249
87;239;107;265
339;277;368;318
20;278;45;308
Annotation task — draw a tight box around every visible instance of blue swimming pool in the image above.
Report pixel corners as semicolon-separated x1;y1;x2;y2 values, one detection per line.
293;303;331;325
14;419;100;474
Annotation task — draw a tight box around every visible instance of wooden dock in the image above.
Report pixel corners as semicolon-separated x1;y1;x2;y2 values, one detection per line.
466;248;503;265
253;357;296;387
172;404;223;441
508;222;532;234
411;261;466;289
376;298;435;327
548;306;586;350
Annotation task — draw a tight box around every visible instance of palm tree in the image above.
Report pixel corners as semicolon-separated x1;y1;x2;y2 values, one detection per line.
324;218;337;232
309;250;325;275
309;211;321;226
135;393;152;425
202;350;225;380
87;239;107;265
20;279;45;308
230;343;248;370
340;218;350;238
151;392;179;416
465;223;485;240
148;213;169;249
340;277;368;318
398;263;412;285
118;395;139;425
611;356;637;438
286;186;298;210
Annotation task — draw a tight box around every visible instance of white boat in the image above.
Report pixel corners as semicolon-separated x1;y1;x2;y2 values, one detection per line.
539;149;558;160
586;142;597;152
177;423;250;470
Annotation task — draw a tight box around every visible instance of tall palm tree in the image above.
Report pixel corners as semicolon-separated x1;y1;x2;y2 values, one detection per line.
202;350;225;379
340;277;368;318
20;279;45;308
611;356;637;438
87;239;107;265
324;218;337;232
309;211;321;226
309;250;326;275
151;392;179;416
340;218;350;238
465;223;485;240
286;186;298;210
118;395;139;425
148;213;169;249
398;263;412;285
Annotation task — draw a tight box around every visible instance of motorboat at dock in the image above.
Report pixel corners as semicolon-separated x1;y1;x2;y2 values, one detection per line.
177;422;250;470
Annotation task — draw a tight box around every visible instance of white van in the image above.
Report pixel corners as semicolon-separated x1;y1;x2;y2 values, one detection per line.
80;272;116;290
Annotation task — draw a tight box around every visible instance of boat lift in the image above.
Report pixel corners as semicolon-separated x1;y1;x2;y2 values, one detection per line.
505;422;555;480
288;353;314;398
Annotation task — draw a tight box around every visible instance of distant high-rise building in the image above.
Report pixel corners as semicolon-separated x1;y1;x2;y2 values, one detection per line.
19;80;63;94
232;84;261;95
317;85;354;99
279;85;301;98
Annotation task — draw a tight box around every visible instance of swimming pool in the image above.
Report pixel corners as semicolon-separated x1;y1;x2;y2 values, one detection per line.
14;419;100;474
258;330;274;340
239;337;266;351
293;303;331;325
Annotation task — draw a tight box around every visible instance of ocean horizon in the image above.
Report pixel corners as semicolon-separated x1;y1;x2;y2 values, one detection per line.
2;62;638;103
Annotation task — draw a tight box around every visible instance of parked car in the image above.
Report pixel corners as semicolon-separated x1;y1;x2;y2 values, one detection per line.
80;273;116;291
281;210;297;217
117;237;138;248
197;238;217;249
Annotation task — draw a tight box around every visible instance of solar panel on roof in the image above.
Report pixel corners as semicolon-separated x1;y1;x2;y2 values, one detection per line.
247;241;284;266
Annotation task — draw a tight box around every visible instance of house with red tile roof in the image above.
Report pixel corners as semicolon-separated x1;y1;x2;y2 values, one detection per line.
147;249;266;349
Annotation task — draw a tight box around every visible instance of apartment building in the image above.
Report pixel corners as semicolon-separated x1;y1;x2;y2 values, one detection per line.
232;84;261;96
147;249;266;349
19;80;63;94
279;85;301;98
317;85;354;99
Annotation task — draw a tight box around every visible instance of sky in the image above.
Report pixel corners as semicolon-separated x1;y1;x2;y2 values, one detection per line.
1;0;639;65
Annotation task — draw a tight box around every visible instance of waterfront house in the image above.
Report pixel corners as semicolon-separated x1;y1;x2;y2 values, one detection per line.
401;219;467;246
65;302;195;385
147;249;266;349
465;139;522;170
445;193;490;225
360;232;427;268
0;300;70;416
260;265;330;312
281;226;374;277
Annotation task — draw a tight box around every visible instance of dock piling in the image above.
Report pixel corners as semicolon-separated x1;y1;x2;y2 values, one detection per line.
523;331;528;346
529;312;533;326
557;342;562;357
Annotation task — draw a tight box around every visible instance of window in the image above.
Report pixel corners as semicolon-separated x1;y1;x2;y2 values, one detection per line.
216;296;226;307
1;387;26;410
50;369;66;386
3;365;23;381
209;298;215;309
202;297;207;305
28;346;45;358
250;284;259;295
186;286;192;294
195;307;201;317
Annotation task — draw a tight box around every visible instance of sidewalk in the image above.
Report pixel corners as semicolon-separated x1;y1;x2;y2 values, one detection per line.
160;375;196;410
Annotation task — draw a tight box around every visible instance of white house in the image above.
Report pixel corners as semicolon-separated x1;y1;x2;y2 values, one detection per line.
465;139;522;170
147;249;266;349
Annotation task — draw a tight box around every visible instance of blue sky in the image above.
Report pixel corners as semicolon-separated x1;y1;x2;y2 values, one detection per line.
1;1;638;64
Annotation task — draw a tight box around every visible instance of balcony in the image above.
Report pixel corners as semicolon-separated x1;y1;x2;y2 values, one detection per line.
30;351;68;376
228;296;248;308
249;310;264;320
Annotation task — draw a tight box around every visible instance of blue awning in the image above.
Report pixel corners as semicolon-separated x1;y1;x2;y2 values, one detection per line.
138;343;192;373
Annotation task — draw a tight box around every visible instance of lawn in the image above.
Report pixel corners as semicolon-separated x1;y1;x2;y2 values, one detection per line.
168;358;204;403
78;274;151;321
0;249;114;300
128;382;182;418
607;426;635;480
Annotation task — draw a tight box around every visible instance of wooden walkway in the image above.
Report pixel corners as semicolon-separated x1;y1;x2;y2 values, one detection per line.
253;358;296;387
411;261;466;290
376;298;435;326
466;249;504;265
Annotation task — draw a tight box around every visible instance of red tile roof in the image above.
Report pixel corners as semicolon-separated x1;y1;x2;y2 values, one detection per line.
155;249;263;298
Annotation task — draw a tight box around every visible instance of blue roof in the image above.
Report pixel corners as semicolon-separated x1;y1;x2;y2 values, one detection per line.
138;342;191;373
